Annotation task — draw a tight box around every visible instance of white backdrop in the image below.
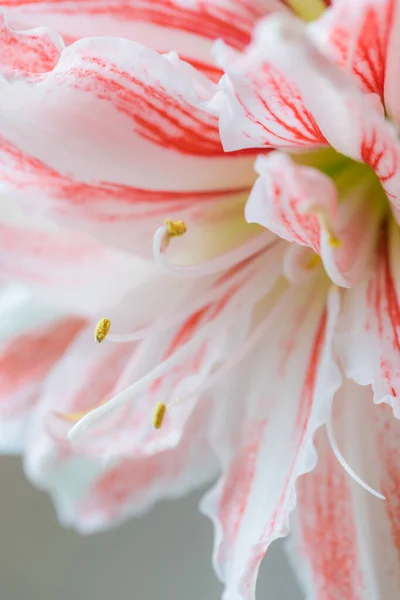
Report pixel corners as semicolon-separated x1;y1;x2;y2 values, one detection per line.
0;457;302;600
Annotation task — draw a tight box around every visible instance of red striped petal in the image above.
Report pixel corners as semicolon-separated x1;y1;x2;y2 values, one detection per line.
288;380;400;599
246;152;383;288
336;221;400;417
201;283;340;600
311;0;395;98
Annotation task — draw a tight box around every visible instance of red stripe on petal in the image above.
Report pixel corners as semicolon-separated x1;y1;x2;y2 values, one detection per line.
266;307;328;540
56;54;222;156
218;419;267;554
322;0;395;98
296;437;364;600
0;318;84;414
0;14;62;75
2;0;269;50
0;136;250;221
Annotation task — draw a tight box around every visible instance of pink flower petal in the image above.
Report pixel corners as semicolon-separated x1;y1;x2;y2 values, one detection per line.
3;0;283;61
385;0;400;129
214;33;326;151
335;220;400;417
225;14;400;213
0;11;64;75
287;380;400;599
246;152;381;287
0;213;155;313
0;285;85;453
26;400;217;533
201;282;341;600
311;0;395;98
73;409;217;533
0;36;258;253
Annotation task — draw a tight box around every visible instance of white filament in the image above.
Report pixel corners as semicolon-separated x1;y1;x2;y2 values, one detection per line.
168;288;292;409
107;257;265;343
326;417;385;500
68;321;214;440
153;227;273;278
68;279;260;440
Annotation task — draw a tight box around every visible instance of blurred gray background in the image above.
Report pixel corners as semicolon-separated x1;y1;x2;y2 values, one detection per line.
0;457;302;600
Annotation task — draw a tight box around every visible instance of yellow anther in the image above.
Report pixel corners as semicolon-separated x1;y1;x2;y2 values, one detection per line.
165;218;187;237
314;211;342;250
94;318;111;343
328;234;342;249
285;0;326;21
152;402;167;429
306;253;322;270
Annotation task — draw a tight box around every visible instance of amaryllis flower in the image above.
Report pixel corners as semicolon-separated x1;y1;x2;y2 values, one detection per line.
1;0;400;599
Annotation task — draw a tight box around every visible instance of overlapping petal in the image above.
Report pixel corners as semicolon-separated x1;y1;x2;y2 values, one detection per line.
61;240;286;459
0;197;155;313
0;11;64;75
0;34;259;255
201;282;341;600
245;152;382;287
217;13;400;217
2;1;285;72
310;0;395;98
26;400;217;534
214;37;327;151
335;220;400;417
287;380;400;599
0;285;85;453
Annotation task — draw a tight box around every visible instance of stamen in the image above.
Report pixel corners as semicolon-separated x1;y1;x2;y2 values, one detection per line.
69;270;273;440
153;221;273;278
165;218;187;237
303;206;341;249
305;253;322;270
68;318;215;440
326;417;385;500
321;217;341;249
152;402;166;429
95;318;111;343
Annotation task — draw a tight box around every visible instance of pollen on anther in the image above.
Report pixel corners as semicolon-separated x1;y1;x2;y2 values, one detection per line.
95;318;111;343
153;402;167;429
328;234;341;249
165;218;187;237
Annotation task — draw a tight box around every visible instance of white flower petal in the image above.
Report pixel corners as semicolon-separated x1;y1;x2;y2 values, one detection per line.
201;282;341;600
335;219;400;417
287;379;400;599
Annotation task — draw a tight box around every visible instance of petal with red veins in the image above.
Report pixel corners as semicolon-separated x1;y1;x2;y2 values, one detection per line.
3;0;285;66
287;380;400;599
245;153;381;287
0;12;64;76
0;205;156;314
310;0;395;99
0;37;257;252
62;243;285;460
26;400;217;533
73;407;217;533
0;285;85;453
244;14;400;215
385;0;400;129
201;282;341;600
335;220;400;417
214;37;327;151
